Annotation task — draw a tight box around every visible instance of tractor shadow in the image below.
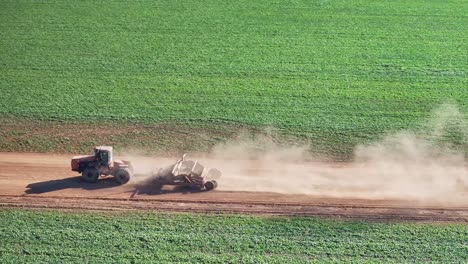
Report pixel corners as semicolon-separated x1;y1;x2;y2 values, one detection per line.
25;176;120;194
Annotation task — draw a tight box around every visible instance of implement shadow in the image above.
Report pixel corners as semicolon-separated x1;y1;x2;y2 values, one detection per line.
130;180;204;198
25;176;120;194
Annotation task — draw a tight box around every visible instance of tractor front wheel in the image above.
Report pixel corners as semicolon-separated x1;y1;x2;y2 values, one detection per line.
82;167;99;183
114;168;131;184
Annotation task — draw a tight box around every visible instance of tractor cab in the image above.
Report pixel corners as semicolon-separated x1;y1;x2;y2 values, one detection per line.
94;146;113;166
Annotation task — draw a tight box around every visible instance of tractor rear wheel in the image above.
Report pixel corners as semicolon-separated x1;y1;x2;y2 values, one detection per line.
204;180;218;191
114;168;131;184
82;167;99;183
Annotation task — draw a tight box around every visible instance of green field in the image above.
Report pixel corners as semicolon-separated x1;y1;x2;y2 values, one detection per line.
0;210;466;263
1;0;467;157
1;2;467;262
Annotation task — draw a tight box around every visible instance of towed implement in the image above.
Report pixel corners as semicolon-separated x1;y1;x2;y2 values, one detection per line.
71;146;133;184
151;154;221;191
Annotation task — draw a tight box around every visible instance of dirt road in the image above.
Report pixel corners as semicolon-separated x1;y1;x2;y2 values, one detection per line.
0;152;467;222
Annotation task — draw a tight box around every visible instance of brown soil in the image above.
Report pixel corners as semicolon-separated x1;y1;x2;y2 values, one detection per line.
0;152;467;222
0;117;273;155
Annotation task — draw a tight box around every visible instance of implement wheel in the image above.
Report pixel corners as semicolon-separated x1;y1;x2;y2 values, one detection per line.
204;180;218;191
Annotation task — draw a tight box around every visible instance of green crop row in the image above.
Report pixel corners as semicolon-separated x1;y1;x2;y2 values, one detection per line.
0;0;467;156
0;210;467;263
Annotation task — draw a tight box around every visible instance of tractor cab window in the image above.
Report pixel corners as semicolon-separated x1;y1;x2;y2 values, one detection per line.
99;151;110;164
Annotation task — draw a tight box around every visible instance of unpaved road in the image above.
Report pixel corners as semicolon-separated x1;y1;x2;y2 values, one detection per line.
0;152;467;222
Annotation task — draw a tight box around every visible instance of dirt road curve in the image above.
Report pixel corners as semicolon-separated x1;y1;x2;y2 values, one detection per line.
1;152;467;222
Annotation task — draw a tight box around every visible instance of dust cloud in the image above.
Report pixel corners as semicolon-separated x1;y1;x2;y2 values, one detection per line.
123;104;468;205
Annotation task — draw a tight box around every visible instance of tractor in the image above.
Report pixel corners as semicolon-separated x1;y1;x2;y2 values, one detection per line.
71;146;133;184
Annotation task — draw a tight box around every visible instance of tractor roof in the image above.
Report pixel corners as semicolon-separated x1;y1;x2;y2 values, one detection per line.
95;146;113;152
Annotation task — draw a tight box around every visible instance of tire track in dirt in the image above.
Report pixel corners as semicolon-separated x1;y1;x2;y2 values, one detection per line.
1;195;467;222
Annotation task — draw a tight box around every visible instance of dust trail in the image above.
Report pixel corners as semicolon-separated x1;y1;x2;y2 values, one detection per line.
206;103;467;205
123;104;468;206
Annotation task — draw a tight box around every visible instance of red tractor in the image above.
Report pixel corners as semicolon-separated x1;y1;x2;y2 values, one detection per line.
71;146;133;184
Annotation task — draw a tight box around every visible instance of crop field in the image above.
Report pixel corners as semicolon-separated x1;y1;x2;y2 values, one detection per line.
1;0;467;157
0;210;466;263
